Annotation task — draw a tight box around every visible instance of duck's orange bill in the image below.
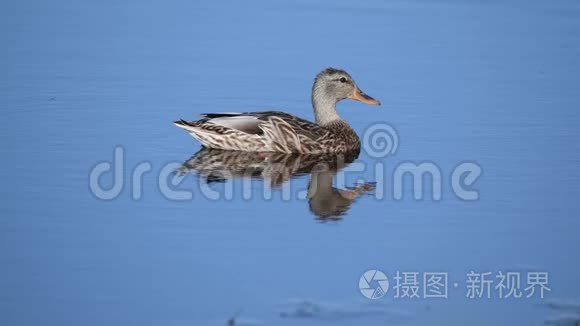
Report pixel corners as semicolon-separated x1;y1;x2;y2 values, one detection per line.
349;88;381;106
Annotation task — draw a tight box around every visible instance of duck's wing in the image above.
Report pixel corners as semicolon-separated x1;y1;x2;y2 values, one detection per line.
175;111;331;152
174;112;266;151
196;112;264;134
199;111;329;140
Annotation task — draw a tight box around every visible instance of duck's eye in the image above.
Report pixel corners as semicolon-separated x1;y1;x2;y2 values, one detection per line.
339;77;348;83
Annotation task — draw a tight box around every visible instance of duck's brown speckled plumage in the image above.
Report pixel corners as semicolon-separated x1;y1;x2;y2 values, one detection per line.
174;68;379;153
175;111;360;154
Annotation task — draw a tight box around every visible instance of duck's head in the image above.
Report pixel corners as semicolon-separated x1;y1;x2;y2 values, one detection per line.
311;68;380;125
312;68;380;106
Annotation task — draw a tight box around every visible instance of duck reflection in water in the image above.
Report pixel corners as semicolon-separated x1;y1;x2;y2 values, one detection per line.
178;148;375;220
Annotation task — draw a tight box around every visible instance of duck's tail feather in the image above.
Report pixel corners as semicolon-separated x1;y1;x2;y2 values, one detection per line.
173;120;218;147
174;119;196;128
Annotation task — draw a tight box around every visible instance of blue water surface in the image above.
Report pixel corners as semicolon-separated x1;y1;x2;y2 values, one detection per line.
1;0;579;325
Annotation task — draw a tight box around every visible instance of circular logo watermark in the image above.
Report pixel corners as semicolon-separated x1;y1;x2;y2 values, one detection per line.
359;269;389;299
362;123;399;158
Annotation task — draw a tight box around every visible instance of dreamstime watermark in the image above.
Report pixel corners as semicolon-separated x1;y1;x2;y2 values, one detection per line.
88;122;482;201
358;269;551;300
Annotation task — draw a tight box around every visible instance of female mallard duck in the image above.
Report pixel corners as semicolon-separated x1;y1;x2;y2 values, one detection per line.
174;68;380;154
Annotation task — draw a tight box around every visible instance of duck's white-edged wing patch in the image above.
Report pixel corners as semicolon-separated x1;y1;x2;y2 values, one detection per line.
207;115;262;134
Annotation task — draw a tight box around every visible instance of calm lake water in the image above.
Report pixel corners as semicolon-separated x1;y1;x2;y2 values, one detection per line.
2;0;580;325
